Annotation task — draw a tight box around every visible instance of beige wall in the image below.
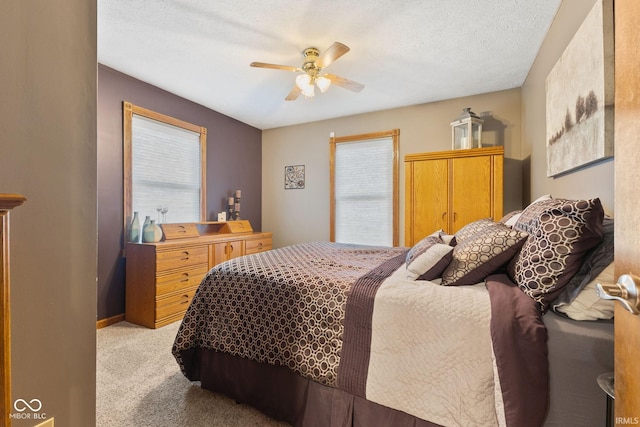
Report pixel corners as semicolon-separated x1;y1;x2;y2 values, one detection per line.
0;1;97;426
522;0;614;214
263;88;522;248
264;0;617;249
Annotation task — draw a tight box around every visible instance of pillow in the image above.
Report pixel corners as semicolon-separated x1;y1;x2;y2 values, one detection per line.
508;198;604;311
441;222;528;286
551;216;614;311
440;233;456;246
499;210;522;226
530;194;552;205
454;218;495;244
406;235;454;280
406;242;454;281
406;235;440;264
555;262;615;321
502;195;552;228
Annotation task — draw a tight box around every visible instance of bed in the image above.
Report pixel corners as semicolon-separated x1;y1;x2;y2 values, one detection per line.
172;196;614;427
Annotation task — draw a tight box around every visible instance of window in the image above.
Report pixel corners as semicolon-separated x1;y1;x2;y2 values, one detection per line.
123;102;207;234
330;129;399;246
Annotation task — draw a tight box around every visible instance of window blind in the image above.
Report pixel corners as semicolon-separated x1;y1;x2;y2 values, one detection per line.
334;137;394;246
131;114;201;223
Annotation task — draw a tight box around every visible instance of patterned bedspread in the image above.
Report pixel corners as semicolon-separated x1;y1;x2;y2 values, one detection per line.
173;241;406;386
173;242;548;427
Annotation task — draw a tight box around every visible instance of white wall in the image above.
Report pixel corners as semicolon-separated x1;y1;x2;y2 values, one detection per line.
263;89;522;248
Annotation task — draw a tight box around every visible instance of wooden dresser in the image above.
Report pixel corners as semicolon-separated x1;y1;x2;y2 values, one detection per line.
405;146;503;246
125;220;272;328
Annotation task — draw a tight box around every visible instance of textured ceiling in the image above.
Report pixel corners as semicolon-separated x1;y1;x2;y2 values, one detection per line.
98;0;561;130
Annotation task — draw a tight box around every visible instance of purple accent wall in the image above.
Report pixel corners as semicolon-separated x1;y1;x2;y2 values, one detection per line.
97;64;262;321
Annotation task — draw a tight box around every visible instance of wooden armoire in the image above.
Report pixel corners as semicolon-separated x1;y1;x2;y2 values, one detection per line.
404;146;503;246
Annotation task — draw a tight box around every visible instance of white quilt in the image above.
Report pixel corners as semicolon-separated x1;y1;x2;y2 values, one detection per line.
366;267;506;427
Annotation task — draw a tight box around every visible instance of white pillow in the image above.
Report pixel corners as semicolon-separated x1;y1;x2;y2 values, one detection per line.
406;243;454;281
556;262;615;321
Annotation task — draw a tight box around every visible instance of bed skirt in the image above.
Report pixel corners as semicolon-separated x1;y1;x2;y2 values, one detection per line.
184;311;615;427
194;349;442;427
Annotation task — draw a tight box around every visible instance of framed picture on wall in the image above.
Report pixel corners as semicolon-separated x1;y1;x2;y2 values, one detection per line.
545;0;614;177
284;165;305;189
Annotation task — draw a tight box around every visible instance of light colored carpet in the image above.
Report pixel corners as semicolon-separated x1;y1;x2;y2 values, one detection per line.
96;320;291;427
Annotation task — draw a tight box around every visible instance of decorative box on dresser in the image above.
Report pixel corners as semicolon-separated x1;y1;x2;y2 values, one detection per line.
125;220;272;328
405;146;503;246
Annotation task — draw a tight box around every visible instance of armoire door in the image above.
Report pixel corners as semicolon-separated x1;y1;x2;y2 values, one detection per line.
450;155;493;233
405;158;449;244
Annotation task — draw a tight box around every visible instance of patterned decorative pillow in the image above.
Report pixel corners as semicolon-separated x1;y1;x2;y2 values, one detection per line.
507;198;604;311
441;222;529;286
454;218;495;244
406;235;454;281
510;195;558;234
500;195;552;228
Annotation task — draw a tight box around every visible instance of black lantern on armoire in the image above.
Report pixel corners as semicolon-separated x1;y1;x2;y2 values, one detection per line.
451;107;483;149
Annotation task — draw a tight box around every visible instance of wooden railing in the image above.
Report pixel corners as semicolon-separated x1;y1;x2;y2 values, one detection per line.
0;194;26;426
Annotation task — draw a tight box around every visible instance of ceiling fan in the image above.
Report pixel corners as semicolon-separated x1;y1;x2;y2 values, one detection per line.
250;42;365;101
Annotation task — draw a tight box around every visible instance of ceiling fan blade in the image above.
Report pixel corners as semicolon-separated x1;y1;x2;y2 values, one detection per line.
250;62;301;72
324;73;365;92
285;85;302;101
316;42;350;68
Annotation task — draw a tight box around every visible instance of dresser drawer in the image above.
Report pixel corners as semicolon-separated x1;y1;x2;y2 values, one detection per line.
245;236;272;254
156;264;209;297
155;286;198;321
125;230;273;329
156;246;208;271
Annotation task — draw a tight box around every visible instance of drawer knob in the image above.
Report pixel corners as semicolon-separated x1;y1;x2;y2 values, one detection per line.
180;294;190;304
180;273;190;282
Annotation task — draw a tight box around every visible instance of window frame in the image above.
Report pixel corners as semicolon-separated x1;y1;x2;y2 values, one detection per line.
123;101;207;240
329;129;400;246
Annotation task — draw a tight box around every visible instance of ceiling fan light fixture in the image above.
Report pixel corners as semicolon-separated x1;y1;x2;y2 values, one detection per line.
301;83;315;98
316;75;331;93
250;42;363;101
295;74;312;90
296;73;315;97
